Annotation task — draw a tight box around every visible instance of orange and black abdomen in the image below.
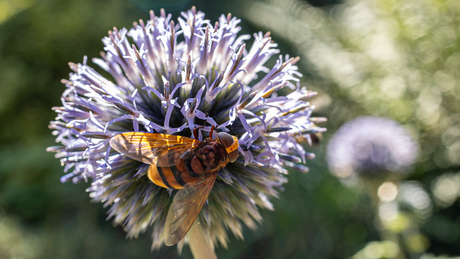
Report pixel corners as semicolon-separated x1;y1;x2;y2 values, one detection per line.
147;157;201;189
147;141;229;190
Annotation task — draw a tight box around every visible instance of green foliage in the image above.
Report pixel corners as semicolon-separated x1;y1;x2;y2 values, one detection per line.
241;0;460;258
1;0;460;258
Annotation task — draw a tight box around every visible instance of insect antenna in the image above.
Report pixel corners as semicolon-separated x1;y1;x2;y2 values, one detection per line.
193;127;203;139
209;125;215;140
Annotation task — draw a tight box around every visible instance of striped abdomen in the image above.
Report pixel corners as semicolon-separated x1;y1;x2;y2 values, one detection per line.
147;141;229;189
147;158;201;190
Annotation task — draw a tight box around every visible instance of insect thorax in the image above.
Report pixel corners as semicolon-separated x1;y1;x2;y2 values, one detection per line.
196;142;227;173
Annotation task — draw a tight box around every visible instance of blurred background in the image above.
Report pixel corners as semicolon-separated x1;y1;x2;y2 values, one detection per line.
1;0;460;258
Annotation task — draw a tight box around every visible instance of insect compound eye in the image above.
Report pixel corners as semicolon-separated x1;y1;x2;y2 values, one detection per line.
217;132;239;163
217;132;234;149
228;149;239;163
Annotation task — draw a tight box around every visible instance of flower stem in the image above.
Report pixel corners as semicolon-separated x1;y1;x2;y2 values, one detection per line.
367;180;407;259
188;220;217;259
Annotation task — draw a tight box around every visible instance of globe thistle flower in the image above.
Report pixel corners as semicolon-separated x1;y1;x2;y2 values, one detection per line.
48;8;323;250
327;116;418;181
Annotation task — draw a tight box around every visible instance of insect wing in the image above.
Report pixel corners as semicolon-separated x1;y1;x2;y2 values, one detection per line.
110;132;199;165
164;175;217;246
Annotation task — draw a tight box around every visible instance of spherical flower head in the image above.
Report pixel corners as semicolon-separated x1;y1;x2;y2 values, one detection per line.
327;116;418;181
48;7;323;249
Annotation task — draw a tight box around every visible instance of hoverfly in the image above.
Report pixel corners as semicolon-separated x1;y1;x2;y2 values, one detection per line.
109;127;239;246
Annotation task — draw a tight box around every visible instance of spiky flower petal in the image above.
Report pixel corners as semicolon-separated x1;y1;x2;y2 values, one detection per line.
48;7;322;249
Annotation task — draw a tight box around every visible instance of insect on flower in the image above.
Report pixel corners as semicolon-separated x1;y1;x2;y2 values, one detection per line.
110;127;239;245
48;7;326;249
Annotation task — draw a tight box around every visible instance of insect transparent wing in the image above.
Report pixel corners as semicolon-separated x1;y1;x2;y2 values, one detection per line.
110;132;199;165
164;175;217;246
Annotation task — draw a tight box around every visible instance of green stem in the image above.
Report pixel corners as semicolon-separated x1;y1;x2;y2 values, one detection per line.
188;220;217;259
367;181;407;259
